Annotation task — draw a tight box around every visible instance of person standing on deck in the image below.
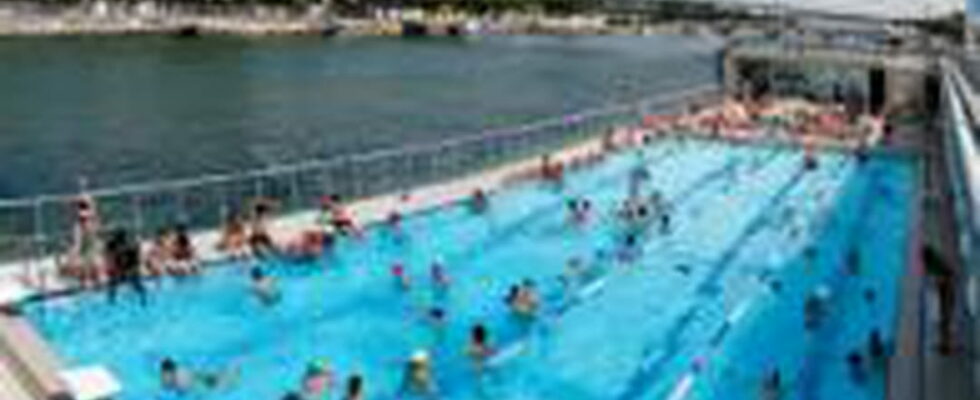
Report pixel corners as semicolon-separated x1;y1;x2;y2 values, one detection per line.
66;177;104;288
923;245;957;354
106;228;147;305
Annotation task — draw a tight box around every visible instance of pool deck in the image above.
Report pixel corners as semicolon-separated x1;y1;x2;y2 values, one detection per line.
0;118;945;400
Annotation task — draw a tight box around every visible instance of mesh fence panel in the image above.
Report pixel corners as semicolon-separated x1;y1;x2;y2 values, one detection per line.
0;85;719;265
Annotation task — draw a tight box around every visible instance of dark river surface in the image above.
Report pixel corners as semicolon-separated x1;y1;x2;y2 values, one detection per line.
0;34;720;198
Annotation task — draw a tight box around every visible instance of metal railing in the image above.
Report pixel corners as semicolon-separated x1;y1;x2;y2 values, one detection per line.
940;58;980;397
0;85;721;266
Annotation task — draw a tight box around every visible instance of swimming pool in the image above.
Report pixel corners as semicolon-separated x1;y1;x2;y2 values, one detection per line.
22;138;918;400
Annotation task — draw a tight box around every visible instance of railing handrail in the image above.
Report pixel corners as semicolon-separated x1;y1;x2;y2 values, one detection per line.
0;84;717;209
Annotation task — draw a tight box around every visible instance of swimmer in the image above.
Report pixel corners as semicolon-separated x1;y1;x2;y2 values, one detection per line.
282;392;303;400
431;262;450;289
144;228;171;278
250;267;280;305
105;228;147;305
846;247;861;276
392;262;411;290
301;360;334;399
343;374;365;400
804;292;824;331
846;350;866;383
803;151;818;171
466;324;493;372
659;212;672;235
868;329;887;363
160;357;237;393
286;230;324;262
628;163;651;199
218;213;248;258
760;368;781;400
171;224;199;275
470;188;489;214
509;280;539;318
387;210;403;231
560;257;586;289
401;350;436;396
567;198;592;225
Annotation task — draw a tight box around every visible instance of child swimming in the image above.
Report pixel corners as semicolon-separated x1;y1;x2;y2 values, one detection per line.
466;324;493;373
250;267;280;305
159;357;238;393
401;350;436;396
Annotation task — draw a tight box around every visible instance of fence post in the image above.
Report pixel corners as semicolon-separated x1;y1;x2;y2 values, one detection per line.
132;195;144;240
348;156;361;200
290;171;302;213
254;176;265;200
30;199;43;284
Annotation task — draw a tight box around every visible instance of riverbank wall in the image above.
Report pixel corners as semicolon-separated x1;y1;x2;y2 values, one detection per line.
0;1;723;37
0;1;333;36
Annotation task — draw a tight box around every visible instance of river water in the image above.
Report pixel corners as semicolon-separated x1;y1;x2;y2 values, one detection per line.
0;35;719;198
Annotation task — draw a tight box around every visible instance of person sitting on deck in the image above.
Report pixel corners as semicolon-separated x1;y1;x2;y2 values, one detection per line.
466;323;493;373
159;357;238;393
248;199;278;257
401;349;436;397
322;195;361;237
284;230;324;262
144;228;172;278
105;228;147;305
170;224;199;275
540;154;565;184
250;266;280;305
601;128;619;153
217;213;249;259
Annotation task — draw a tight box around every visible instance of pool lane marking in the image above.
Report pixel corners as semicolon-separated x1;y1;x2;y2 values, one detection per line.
662;160;859;400
673;160;879;400
797;169;882;400
616;157;848;400
694;166;811;296
485;149;789;370
666;372;696;400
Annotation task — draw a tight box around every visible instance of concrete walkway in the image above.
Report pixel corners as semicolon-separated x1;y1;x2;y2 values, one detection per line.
0;357;32;400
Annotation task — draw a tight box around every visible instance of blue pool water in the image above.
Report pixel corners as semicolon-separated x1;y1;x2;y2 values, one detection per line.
23;139;917;400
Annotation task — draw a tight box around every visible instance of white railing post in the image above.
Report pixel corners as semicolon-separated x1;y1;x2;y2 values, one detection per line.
254;176;264;200
30;199;43;284
290;171;302;211
132;195;144;240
